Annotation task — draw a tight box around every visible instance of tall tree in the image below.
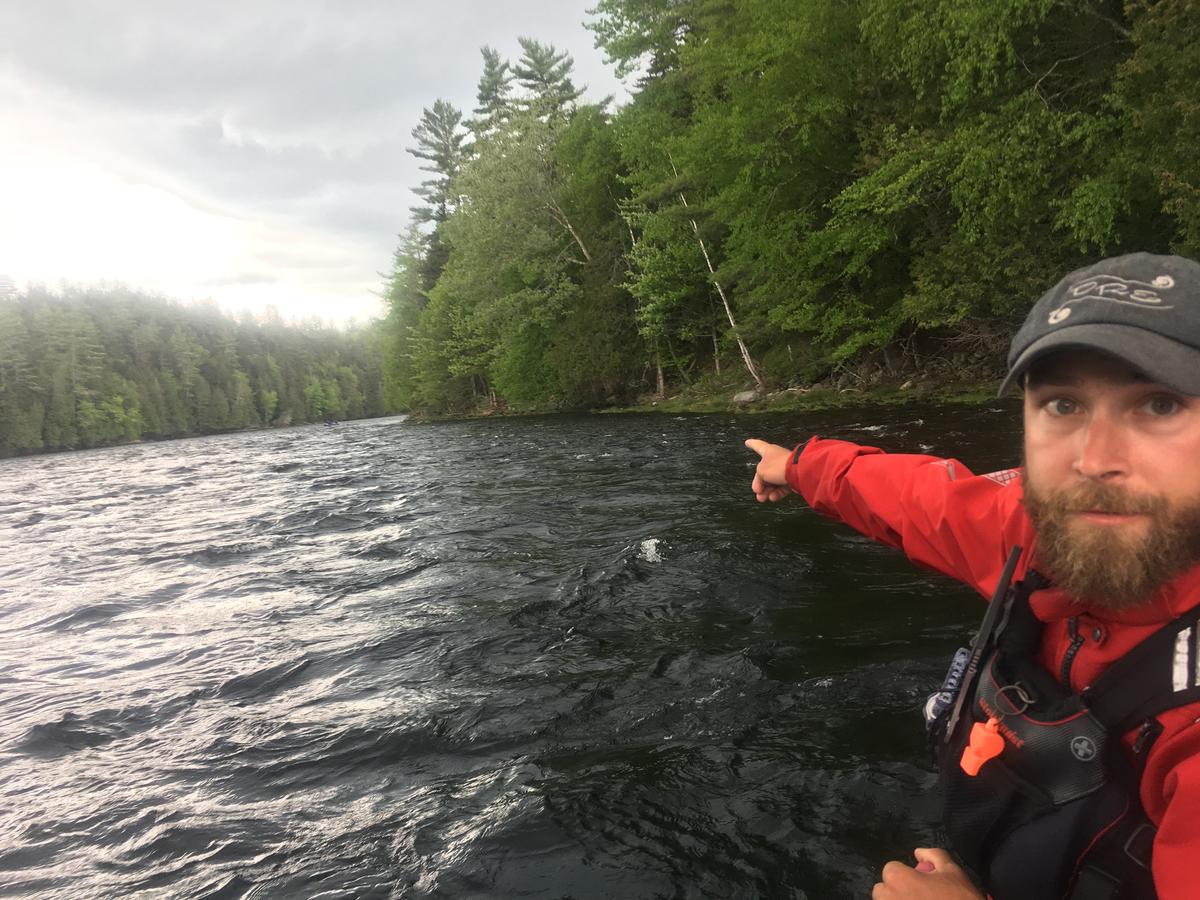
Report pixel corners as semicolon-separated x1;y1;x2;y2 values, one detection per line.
588;0;697;79
407;100;469;295
381;224;434;410
407;99;469;224
511;38;585;116
400;105;641;412
468;46;514;140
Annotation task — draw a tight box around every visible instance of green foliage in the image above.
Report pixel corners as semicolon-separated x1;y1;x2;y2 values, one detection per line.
511;38;585;115
548;278;642;407
491;325;557;409
408;100;469;224
588;0;697;78
469;47;515;138
1113;0;1200;257
382;1;1198;410
384;79;644;412
860;0;1059;117
0;288;396;456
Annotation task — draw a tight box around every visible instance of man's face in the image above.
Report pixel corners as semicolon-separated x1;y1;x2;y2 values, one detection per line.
1022;349;1200;610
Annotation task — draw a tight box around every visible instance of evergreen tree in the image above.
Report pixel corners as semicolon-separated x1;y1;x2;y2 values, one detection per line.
0;303;44;453
468;46;514;140
0;287;396;457
511;38;585;116
380;224;431;410
407;100;469;225
407;100;469;303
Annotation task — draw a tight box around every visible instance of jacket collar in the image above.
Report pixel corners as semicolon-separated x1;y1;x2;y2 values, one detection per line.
1027;563;1200;626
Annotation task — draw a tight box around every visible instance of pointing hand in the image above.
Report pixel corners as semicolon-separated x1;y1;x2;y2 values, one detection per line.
744;438;793;503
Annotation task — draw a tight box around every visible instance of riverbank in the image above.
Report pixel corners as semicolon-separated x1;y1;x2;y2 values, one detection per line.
408;374;1008;427
603;370;1003;415
405;372;1004;424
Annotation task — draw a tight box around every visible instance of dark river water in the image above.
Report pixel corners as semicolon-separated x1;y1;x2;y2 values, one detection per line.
0;404;1024;899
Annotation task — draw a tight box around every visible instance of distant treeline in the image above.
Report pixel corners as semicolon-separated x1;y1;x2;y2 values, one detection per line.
0;288;395;456
382;0;1199;414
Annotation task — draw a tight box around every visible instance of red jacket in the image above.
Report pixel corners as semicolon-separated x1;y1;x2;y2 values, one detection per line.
785;437;1200;899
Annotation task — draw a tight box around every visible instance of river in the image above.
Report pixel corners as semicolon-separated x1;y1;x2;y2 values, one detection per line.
0;404;1023;899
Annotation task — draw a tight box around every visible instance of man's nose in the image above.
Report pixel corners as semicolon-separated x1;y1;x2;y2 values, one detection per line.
1074;411;1129;480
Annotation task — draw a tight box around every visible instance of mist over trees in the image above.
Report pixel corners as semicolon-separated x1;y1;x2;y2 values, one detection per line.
382;0;1200;414
0;287;393;457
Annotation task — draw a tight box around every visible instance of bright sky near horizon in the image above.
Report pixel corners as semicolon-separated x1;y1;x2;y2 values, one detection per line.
0;1;628;325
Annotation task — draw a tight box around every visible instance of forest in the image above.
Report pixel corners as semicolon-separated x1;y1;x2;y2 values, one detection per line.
0;288;393;456
381;0;1199;414
3;0;1196;453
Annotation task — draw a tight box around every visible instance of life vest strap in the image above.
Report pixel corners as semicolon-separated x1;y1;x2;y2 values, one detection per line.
1066;819;1155;900
1084;605;1200;736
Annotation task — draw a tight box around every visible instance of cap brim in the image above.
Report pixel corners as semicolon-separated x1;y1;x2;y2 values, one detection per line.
998;323;1200;397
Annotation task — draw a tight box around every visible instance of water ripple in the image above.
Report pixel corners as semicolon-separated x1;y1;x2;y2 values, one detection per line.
0;407;1021;898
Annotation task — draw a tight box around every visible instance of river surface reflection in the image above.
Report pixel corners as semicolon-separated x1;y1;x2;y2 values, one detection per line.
0;404;1023;898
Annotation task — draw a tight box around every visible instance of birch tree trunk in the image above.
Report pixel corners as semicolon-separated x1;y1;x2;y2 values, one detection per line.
546;201;591;263
674;187;764;389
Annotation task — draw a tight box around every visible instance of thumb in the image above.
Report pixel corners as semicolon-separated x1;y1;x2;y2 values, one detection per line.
913;848;956;871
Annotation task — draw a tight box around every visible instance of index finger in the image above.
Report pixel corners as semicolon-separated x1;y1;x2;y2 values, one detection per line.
744;438;769;457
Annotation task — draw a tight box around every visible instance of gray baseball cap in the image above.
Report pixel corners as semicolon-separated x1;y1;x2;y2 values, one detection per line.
999;252;1200;397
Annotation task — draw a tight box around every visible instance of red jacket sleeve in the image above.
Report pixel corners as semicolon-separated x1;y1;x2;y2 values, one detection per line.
1137;713;1200;898
785;436;1030;598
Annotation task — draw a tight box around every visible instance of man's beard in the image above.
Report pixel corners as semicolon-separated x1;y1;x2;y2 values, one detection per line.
1022;475;1200;611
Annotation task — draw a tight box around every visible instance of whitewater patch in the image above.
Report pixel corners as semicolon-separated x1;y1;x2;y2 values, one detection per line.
638;538;663;563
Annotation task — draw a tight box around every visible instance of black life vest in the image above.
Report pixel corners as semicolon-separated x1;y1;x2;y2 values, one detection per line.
934;570;1200;900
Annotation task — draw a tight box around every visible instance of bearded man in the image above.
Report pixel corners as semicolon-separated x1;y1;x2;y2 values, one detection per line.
746;253;1200;900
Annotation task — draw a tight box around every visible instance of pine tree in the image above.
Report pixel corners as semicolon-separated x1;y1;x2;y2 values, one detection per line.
512;38;585;117
0;301;44;452
407;100;469;225
468;46;514;140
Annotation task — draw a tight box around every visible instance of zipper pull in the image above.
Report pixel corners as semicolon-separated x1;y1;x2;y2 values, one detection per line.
960;717;1005;776
1060;616;1084;689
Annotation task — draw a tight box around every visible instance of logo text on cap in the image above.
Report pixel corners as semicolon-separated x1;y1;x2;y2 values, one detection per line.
1047;273;1176;326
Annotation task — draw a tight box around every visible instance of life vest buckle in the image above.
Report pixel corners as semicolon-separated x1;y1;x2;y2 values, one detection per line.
1122;822;1155;871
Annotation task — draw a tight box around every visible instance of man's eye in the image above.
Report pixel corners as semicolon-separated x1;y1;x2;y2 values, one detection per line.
1144;395;1180;416
1046;398;1077;415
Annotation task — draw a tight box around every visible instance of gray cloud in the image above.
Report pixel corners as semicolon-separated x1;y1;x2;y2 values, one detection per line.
0;0;627;318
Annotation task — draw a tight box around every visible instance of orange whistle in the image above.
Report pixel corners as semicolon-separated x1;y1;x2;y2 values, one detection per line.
960;717;1005;776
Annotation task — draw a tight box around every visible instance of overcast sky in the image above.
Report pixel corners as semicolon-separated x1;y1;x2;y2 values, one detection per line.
0;1;629;324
